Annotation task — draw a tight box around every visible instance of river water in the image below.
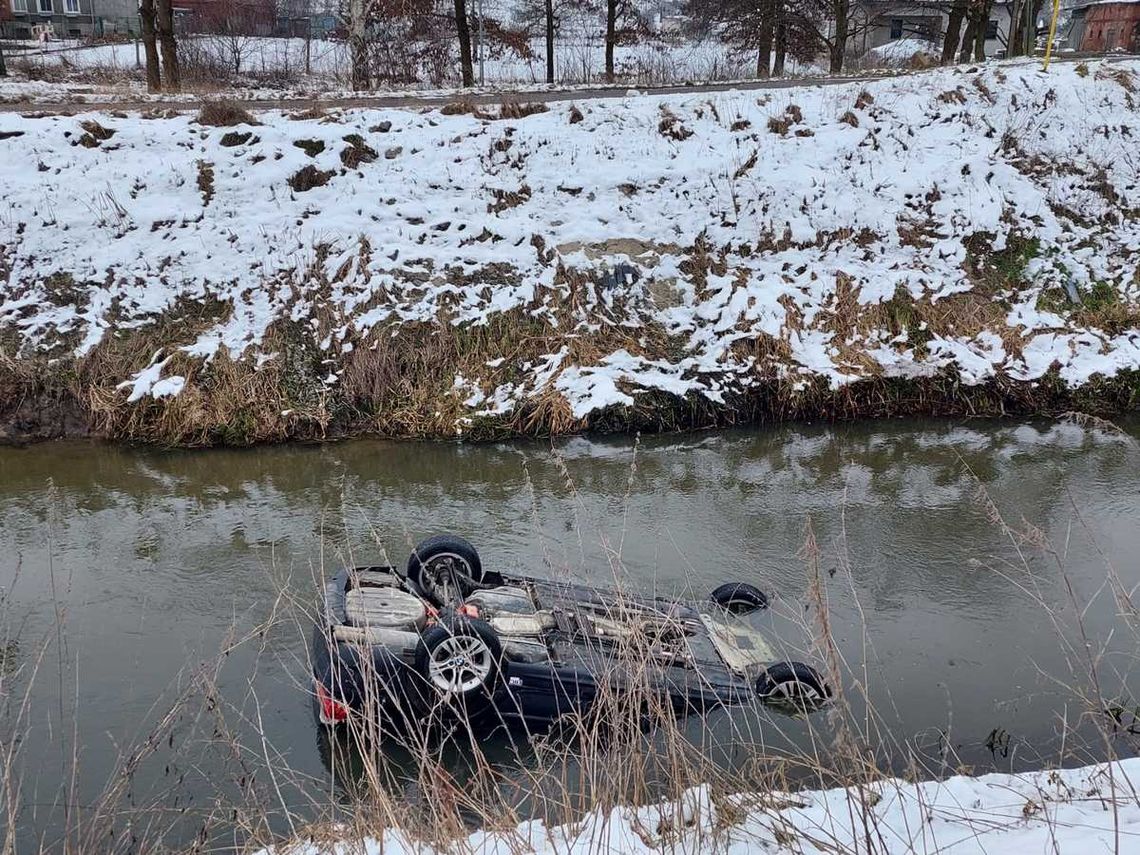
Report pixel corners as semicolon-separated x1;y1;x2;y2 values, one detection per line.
1;417;1138;851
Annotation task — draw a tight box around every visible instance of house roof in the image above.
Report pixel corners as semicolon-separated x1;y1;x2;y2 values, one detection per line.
1071;0;1140;9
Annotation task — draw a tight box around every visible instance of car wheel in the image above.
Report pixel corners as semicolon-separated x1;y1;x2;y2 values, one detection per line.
407;534;484;606
756;661;831;711
414;617;503;715
710;582;769;614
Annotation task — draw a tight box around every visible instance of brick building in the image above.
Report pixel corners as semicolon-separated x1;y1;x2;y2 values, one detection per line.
173;0;277;35
4;0;97;39
1077;0;1140;51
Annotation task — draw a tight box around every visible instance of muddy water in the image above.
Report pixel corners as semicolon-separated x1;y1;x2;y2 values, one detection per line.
1;418;1139;851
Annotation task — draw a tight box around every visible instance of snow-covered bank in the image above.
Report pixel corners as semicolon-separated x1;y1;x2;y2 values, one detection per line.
1;59;1138;443
263;757;1140;854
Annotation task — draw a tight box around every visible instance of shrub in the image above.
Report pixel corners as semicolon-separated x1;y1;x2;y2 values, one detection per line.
287;165;334;193
197;101;257;128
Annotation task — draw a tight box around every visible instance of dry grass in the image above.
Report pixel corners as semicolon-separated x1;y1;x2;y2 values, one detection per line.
197;100;258;127
1;202;1137;447
292;138;326;157
341;134;378;168
1097;66;1136;94
767;115;791;136
288;165;335;193
496;99;549;120
658;108;694;141
196;160;216;206
440;98;478;116
488;184;532;214
438;100;549;121
220;130;255;147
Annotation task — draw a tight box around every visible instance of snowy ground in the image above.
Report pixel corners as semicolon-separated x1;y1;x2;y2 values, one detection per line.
0;36;827;107
865;38;940;67
1;59;1138;434
2;34;815;93
262;757;1140;854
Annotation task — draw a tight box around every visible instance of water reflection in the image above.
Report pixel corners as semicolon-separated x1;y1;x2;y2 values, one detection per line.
0;417;1137;851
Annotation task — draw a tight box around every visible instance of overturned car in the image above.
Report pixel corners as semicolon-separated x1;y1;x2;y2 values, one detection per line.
311;535;831;731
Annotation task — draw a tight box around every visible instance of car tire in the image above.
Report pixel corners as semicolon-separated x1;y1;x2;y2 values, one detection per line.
755;661;831;711
710;582;769;614
414;617;504;715
407;534;484;606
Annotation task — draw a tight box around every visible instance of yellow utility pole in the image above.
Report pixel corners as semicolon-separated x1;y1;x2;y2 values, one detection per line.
1043;0;1062;70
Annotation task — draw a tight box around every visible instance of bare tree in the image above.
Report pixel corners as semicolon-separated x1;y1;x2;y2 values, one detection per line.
826;0;847;71
803;0;867;72
513;0;562;83
454;0;475;85
0;38;7;78
196;5;263;76
600;0;645;83
957;0;992;61
156;0;181;91
686;0;820;77
975;0;995;59
139;0;163;92
942;0;967;63
604;0;616;81
755;0;775;76
1007;0;1042;56
348;0;370;89
345;0;529;88
545;0;554;82
773;0;787;74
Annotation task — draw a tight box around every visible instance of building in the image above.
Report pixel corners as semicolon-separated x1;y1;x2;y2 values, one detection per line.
4;0;98;39
172;0;277;35
1065;4;1089;48
854;1;1015;59
1077;0;1140;51
93;0;143;36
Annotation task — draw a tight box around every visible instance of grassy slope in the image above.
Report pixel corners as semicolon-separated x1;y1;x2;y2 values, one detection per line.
1;63;1139;445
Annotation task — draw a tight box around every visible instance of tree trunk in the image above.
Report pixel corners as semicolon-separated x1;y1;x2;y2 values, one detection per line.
958;8;979;62
756;0;775;78
349;0;369;90
773;3;787;76
155;0;180;92
454;0;474;86
973;0;992;60
139;0;162;93
604;0;616;83
0;38;7;78
829;2;848;73
545;0;554;83
943;0;966;63
1007;0;1024;56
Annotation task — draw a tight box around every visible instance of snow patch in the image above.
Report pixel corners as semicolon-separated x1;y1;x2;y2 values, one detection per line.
258;757;1140;854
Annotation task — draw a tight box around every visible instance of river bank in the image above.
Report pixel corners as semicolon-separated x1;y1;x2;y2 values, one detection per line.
261;758;1140;854
2;59;1138;445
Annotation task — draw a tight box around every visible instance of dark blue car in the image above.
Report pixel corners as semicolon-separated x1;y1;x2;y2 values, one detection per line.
311;535;830;732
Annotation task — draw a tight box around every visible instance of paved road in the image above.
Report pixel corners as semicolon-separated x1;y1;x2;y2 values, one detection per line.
0;54;1134;115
